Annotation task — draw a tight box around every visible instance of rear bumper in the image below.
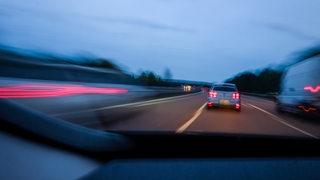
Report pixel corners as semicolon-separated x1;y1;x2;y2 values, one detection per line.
207;99;241;109
277;103;320;117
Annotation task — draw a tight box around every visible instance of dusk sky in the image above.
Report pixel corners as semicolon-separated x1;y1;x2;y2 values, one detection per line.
1;0;320;82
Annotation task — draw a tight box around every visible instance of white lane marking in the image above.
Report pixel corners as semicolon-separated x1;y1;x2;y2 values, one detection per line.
176;102;207;133
52;92;202;117
242;104;249;108
248;103;318;139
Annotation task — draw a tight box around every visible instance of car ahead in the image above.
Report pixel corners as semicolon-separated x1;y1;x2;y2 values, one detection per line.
207;83;241;111
276;56;320;117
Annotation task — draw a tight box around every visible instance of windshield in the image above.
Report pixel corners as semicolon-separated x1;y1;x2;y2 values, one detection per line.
212;87;236;92
0;0;320;139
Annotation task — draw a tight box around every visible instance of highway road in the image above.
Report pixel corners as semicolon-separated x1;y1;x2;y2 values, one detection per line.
2;79;320;139
93;91;320;139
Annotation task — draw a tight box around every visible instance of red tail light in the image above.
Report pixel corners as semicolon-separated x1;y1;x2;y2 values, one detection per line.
304;85;320;93
298;105;317;112
232;92;240;99
209;91;218;98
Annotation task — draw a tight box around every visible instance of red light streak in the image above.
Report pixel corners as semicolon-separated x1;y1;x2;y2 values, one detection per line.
298;105;317;112
304;85;320;93
0;84;128;98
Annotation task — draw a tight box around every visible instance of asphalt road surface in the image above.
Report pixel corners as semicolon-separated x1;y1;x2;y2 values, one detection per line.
5;85;320;139
93;92;320;139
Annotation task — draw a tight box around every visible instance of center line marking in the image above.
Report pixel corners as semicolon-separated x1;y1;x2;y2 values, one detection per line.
176;102;207;133
248;103;318;139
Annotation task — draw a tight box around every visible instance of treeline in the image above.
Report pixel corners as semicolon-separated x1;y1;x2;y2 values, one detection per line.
47;56;176;86
225;68;283;93
76;61;175;86
80;59;122;72
132;71;180;87
0;48;176;86
224;45;320;93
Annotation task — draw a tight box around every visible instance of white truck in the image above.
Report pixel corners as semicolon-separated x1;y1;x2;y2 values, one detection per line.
276;55;320;117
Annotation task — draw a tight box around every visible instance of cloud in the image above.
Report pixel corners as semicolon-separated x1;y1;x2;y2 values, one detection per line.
264;23;319;41
89;16;196;34
0;3;67;22
0;2;195;34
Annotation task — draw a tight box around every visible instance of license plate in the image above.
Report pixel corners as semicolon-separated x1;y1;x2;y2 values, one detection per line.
219;100;230;105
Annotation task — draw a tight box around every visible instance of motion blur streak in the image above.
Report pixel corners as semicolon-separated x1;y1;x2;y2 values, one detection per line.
304;85;320;93
298;106;317;112
0;84;128;98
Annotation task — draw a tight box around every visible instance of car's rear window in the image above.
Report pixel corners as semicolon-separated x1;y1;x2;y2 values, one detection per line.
213;86;236;92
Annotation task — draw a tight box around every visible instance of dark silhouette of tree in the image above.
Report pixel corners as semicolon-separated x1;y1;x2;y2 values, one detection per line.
226;69;283;93
226;72;258;92
82;59;121;71
137;71;163;85
256;69;283;92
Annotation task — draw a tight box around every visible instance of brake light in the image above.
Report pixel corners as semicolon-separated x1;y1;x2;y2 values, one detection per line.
235;103;241;109
304;85;320;93
232;92;240;99
298;105;317;112
209;91;218;98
